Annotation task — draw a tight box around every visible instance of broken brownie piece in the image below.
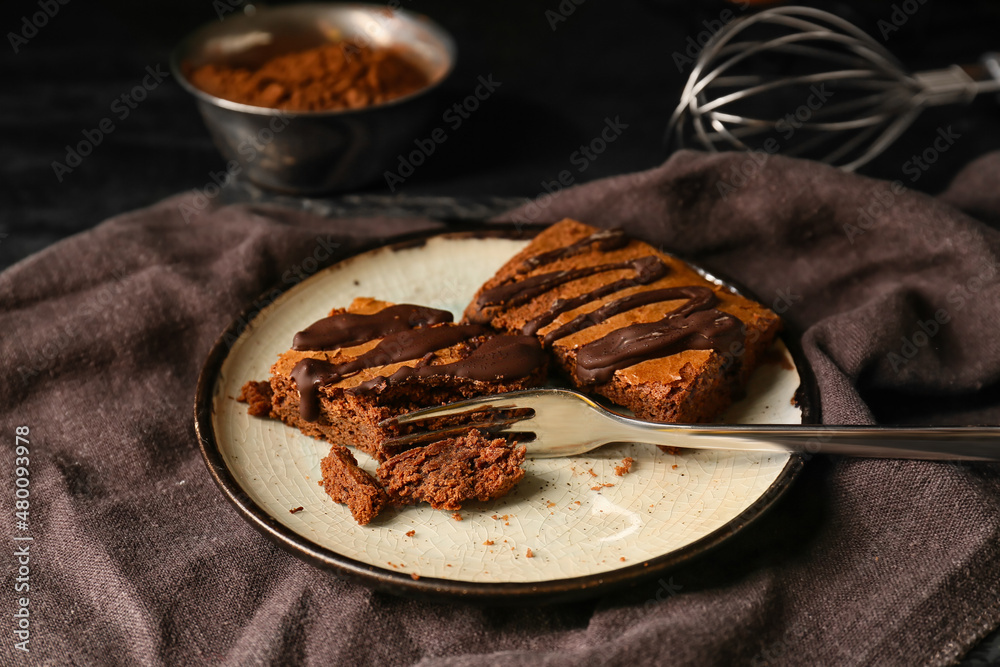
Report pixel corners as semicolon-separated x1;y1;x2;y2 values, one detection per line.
377;429;526;511
237;380;274;417
263;297;548;461
464;219;782;423
320;443;390;525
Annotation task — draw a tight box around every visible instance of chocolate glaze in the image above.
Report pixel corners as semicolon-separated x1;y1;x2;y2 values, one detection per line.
523;256;668;336
576;303;742;385
292;303;453;351
474;257;664;317
518;228;628;273
291;324;487;421
479;229;747;386
542;285;715;346
350;335;546;395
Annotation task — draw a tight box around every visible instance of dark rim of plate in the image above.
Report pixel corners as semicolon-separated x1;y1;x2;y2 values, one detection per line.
193;223;818;605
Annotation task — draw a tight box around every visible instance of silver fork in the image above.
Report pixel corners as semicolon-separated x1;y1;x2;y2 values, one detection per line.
378;388;1000;460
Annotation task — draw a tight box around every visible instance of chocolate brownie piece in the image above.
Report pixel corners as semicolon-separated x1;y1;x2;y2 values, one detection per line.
464;219;782;423
377;430;525;510
320;443;390;525
263;298;547;461
237;380;273;417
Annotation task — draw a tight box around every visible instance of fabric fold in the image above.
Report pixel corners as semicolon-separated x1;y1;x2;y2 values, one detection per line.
2;151;999;666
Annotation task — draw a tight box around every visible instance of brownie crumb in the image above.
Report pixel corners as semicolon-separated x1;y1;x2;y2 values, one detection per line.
619;557;626;562
614;457;634;476
587;468;597;477
452;512;463;521
526;548;534;558
591;483;615;491
320;443;390;525
546;500;556;508
658;445;681;455
405;530;415;537
237;380;274;417
410;573;420;580
671;464;678;470
483;540;494;546
289;506;304;514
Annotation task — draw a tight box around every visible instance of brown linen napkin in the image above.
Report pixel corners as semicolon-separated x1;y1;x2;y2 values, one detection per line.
1;150;998;666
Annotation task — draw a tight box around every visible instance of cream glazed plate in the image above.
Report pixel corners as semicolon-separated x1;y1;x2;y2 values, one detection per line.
194;228;812;603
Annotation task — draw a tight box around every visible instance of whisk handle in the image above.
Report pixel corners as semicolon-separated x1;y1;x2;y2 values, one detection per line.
916;58;1000;106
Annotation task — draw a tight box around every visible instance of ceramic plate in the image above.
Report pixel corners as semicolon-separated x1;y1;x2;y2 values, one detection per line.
195;228;812;603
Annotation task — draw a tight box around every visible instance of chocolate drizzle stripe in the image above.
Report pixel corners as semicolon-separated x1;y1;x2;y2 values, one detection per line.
576;303;742;385
291;324;488;421
474;258;661;316
523;256;669;336
542;286;716;346
349;336;546;395
518;228;628;273
292;303;453;351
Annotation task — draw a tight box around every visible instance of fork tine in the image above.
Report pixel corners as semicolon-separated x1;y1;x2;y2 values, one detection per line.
378;391;536;429
381;417;533;457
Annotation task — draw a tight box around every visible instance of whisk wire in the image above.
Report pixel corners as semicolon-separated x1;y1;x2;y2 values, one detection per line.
667;5;996;171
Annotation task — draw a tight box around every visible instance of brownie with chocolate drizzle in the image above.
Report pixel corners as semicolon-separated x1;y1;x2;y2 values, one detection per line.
262;297;547;461
239;297;546;524
464;219;782;423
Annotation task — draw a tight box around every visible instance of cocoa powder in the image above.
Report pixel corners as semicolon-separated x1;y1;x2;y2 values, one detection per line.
185;41;430;112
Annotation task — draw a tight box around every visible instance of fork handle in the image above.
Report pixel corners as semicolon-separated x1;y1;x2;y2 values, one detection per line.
615;422;1000;461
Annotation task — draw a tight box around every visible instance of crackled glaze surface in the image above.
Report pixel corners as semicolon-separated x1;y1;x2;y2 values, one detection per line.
211;235;800;583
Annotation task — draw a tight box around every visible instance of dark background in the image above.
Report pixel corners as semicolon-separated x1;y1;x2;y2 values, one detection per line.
2;0;1000;662
3;0;1000;271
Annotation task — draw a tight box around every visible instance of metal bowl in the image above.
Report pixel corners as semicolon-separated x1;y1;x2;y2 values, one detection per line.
172;3;456;194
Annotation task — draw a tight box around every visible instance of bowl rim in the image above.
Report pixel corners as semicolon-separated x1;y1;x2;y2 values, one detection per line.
170;1;457;118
